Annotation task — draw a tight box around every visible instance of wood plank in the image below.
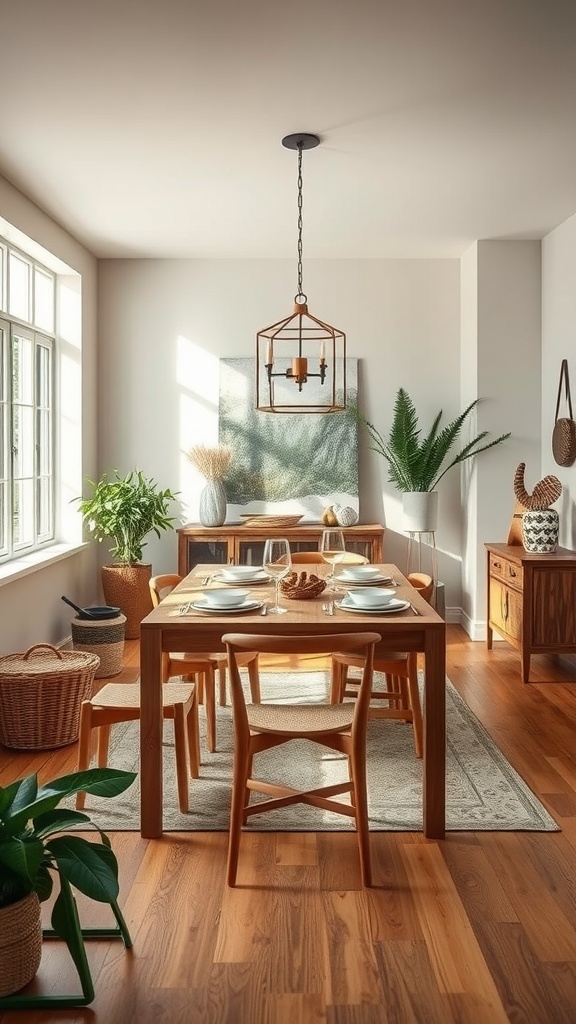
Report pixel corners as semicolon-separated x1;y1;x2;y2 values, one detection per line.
401;843;509;1020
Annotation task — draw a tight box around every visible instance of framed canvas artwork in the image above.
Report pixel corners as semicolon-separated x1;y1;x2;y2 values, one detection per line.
218;358;359;523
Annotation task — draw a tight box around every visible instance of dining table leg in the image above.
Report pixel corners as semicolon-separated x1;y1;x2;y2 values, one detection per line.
139;625;164;837
422;626;446;838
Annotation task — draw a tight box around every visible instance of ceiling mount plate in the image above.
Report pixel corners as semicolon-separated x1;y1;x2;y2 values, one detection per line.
281;133;320;151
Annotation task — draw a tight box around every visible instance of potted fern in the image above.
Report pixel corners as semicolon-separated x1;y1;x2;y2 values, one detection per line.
76;469;178;639
0;767;135;1002
353;388;510;531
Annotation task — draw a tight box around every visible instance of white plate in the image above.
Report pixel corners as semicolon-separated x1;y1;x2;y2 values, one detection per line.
336;596;411;615
214;570;269;585
334;573;393;586
189;598;263;615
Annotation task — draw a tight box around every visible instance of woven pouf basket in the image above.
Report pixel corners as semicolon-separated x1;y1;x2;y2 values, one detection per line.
0;893;42;997
0;643;99;750
71;613;126;678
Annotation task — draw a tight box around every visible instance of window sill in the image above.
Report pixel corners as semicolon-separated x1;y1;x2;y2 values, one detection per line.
0;542;90;586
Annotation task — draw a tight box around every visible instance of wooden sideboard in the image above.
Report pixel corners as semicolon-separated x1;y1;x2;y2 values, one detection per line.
485;542;576;683
178;523;384;577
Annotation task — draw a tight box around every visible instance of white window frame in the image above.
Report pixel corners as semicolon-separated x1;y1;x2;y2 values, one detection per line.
0;240;56;563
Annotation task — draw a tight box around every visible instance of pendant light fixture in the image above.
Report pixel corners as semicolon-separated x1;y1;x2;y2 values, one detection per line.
256;133;347;414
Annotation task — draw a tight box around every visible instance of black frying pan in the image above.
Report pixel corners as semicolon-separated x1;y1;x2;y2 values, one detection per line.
61;595;121;620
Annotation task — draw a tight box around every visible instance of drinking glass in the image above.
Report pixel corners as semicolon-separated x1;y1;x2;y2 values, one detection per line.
320;528;346;591
262;537;292;614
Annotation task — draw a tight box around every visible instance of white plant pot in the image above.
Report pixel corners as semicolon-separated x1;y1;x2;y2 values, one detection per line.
402;491;439;533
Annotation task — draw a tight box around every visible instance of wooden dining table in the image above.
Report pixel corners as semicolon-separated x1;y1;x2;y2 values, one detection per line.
139;562;446;839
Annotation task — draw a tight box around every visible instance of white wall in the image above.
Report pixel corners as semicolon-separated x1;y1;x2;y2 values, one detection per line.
542;213;576;547
97;257;471;603
0;175;99;653
461;241;542;637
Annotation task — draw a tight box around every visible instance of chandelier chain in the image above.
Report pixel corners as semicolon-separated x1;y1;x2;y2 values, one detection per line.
297;143;304;299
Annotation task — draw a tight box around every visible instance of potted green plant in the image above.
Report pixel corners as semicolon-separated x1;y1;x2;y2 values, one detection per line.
353;388;510;530
0;766;136;1003
76;469;178;638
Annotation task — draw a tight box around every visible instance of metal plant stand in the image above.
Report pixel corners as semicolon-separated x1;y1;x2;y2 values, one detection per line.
0;881;132;1010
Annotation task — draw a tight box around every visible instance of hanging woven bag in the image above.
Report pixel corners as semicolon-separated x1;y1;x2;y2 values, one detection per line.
552;359;576;466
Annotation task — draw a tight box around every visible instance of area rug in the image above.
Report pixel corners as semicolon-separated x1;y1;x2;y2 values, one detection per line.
75;672;559;833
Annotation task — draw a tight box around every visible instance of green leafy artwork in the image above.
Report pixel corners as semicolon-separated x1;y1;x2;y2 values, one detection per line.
218;359;358;515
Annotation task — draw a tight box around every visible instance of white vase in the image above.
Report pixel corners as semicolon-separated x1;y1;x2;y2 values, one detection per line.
199;479;227;527
402;491;439;533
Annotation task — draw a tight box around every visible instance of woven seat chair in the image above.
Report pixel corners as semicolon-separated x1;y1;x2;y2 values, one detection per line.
222;630;380;887
329;573;433;759
150;575;260;740
330;651;422;757
75;678;199;813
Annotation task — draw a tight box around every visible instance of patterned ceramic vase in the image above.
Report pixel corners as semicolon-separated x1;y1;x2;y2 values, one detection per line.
199;479;227;527
521;508;559;552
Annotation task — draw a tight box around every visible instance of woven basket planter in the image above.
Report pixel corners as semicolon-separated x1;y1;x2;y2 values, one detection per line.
71;614;126;678
0;644;99;750
101;563;153;639
0;893;42;997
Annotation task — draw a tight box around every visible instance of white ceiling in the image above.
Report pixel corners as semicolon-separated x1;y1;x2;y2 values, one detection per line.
2;0;576;260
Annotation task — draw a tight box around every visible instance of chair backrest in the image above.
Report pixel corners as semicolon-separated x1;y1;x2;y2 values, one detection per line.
407;572;434;604
223;631;380;741
290;551;369;565
149;573;183;607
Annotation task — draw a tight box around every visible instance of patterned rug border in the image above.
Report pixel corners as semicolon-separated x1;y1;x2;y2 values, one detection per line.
74;672;560;833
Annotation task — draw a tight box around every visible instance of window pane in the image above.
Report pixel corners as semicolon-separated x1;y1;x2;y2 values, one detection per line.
0;246;4;311
13;477;34;548
8;252;31;321
34;268;55;332
12;405;34;477
12;333;33;403
37;341;52;408
37;410;51;474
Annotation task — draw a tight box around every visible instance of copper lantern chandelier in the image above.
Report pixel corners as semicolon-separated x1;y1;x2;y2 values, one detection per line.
256;133;347;414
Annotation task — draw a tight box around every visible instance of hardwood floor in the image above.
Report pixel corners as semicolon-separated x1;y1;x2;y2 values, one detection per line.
1;626;576;1023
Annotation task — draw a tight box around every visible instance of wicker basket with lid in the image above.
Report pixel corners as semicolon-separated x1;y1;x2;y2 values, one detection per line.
0;643;99;750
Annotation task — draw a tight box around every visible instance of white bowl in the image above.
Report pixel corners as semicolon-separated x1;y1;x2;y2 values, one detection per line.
220;565;261;580
346;587;396;608
339;565;381;581
202;587;250;607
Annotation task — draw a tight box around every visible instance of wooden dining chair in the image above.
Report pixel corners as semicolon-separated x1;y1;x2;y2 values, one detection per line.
75;678;200;813
330;650;422;757
222;630;380;887
407;572;434;604
290;551;369;565
329;572;431;759
149;575;260;744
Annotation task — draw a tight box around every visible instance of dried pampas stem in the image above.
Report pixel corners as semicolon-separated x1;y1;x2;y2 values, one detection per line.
187;444;232;481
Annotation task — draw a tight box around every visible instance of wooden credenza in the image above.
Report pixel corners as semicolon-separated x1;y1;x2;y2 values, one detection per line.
178;523;384;577
486;542;576;683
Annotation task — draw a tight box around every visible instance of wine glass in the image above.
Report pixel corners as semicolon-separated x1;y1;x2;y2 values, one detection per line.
262;537;292;614
320;528;346;591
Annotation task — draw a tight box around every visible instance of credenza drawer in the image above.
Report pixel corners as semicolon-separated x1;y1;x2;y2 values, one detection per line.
489;555;523;590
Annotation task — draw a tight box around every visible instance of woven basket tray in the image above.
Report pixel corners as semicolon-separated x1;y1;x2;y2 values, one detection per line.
280;570;327;600
0;643;100;750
